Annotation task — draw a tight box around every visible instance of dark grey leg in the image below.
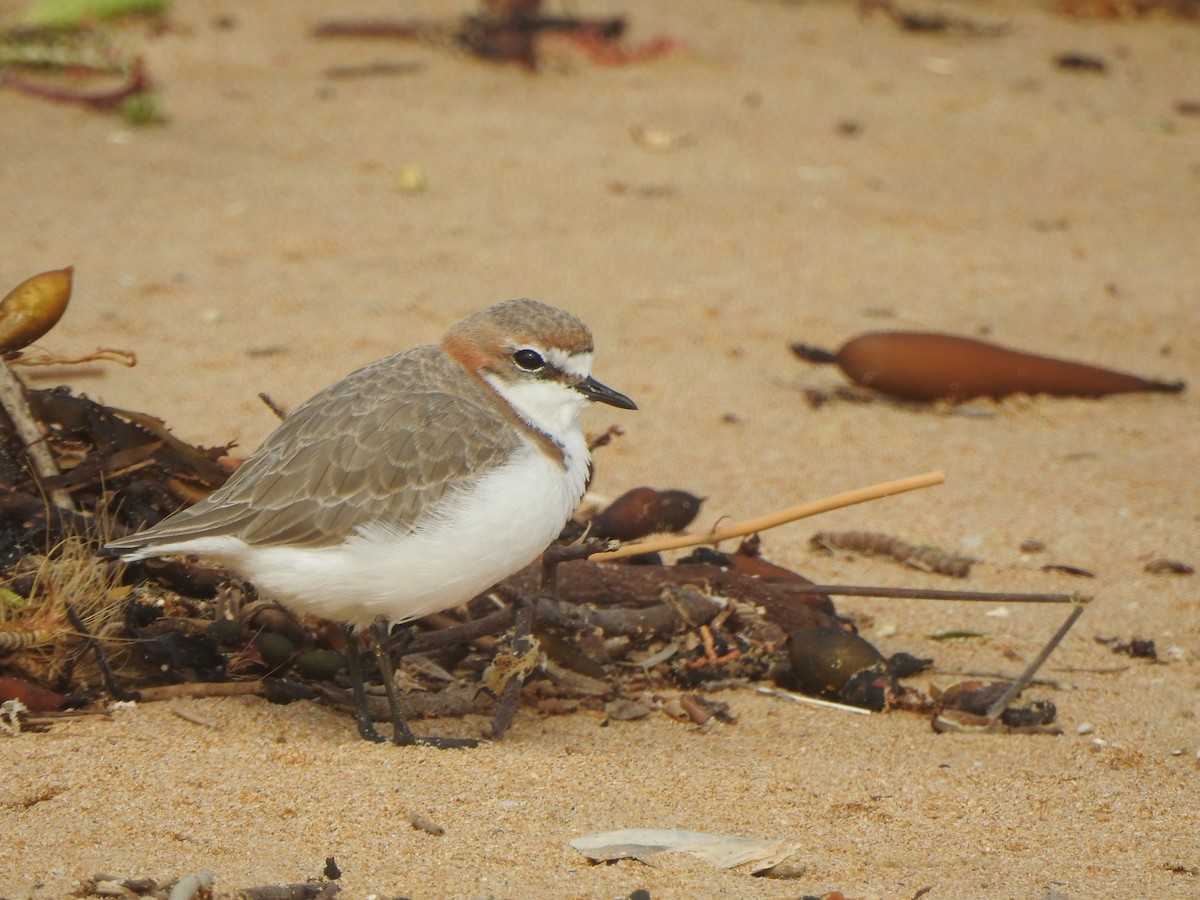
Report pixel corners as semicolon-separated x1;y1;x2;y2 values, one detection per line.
372;619;478;749
341;623;385;743
369;618;417;746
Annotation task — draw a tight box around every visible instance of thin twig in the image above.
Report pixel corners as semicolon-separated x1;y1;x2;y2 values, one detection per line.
755;686;873;715
592;471;945;562
258;391;289;421
10;347;136;368
0;57;150;110
168;704;218;729
775;584;1088;604
939;670;1071;690
0;358;74;511
984;604;1087;726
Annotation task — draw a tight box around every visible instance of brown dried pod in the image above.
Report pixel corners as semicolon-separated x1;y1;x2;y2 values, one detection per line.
937;679;1010;716
0;675;70;712
0;267;73;353
780;625;892;697
727;537;815;584
590;486;703;541
791;331;1185;402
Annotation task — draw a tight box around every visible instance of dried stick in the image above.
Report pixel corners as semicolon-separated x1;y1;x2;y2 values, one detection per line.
11;347;136;368
0;358;74;511
258;391;289;421
169;705;218;729
135;681;267;702
984;603;1086;727
774;584;1088;604
591;471;945;562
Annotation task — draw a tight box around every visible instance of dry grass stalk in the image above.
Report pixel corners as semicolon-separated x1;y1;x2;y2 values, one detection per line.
591;470;945;562
0;534;128;686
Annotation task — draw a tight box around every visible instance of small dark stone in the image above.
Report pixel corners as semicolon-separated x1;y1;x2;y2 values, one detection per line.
1054;52;1108;73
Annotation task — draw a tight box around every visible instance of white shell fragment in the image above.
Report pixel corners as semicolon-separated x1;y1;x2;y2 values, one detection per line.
570;828;802;874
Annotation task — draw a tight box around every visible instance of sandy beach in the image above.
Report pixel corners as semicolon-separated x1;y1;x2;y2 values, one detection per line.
2;0;1199;897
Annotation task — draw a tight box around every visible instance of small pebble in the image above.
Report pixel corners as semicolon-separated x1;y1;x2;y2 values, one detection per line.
1076;722;1094;735
397;164;427;194
874;621;898;638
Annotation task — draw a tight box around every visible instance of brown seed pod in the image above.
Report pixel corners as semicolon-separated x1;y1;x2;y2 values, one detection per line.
0;267;73;353
590;486;704;542
937;679;1009;716
791;331;1185;402
780;625;892;697
0;675;69;712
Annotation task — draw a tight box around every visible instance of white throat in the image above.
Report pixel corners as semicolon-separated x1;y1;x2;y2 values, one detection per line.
483;372;590;446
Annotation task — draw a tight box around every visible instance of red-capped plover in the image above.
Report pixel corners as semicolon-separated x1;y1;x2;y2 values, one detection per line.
107;298;636;745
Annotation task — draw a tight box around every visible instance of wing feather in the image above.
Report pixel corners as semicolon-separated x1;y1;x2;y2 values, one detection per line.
110;346;525;551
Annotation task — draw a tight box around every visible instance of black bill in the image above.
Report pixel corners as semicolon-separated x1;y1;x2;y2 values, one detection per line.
576;375;637;410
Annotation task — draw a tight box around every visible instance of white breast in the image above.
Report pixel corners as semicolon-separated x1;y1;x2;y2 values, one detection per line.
201;438;590;627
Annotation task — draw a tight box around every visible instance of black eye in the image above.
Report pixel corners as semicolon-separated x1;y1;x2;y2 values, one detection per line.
513;349;544;371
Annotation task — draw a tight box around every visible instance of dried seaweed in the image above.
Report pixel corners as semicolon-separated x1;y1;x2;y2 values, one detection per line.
312;0;680;72
810;529;975;577
0;328;1078;738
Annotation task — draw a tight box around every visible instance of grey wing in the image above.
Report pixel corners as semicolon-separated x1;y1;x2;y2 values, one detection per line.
110;348;521;550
